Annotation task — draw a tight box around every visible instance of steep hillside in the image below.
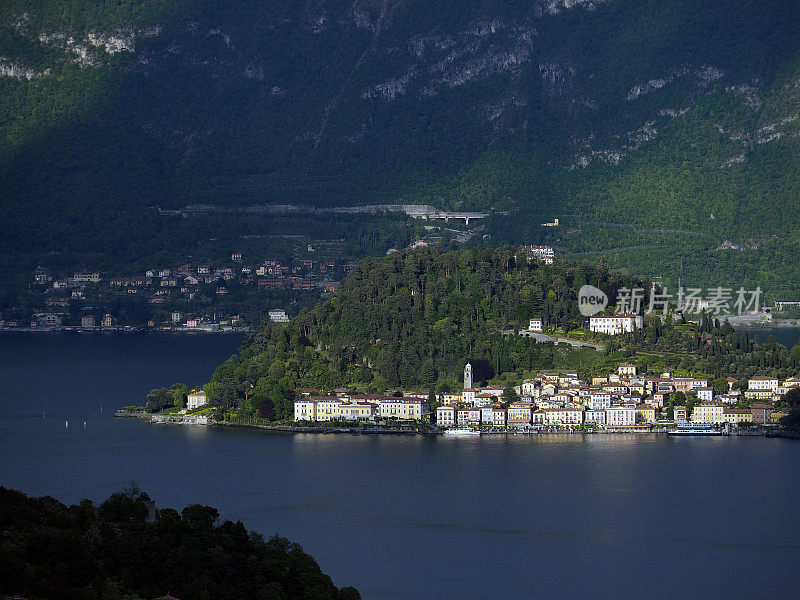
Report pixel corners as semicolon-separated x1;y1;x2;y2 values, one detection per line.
203;246;647;418
2;0;800;291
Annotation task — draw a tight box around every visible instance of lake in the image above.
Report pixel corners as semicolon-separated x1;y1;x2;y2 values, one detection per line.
737;326;800;348
1;332;800;599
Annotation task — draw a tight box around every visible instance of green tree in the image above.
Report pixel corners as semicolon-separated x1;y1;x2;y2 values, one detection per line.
171;383;189;409
502;384;520;406
145;388;172;413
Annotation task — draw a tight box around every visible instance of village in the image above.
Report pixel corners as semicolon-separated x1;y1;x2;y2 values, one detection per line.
284;362;792;432
0;253;349;331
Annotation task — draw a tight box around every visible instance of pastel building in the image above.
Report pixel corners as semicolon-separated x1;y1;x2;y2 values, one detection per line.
723;408;754;424
187;390;207;410
315;397;343;421
468;406;482;425
507;402;534;426
691;403;725;425
379;398;429;420
338;401;377;421
543;407;584;426
617;363;638;377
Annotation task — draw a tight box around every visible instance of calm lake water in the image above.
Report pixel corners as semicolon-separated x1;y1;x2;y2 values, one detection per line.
2;332;800;599
738;326;800;348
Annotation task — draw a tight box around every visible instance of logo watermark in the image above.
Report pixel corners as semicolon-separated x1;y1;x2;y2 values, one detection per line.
578;285;608;317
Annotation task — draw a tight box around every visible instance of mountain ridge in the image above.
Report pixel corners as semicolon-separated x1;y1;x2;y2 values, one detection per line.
2;0;800;294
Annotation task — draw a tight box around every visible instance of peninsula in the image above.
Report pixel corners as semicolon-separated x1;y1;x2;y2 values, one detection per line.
142;246;800;434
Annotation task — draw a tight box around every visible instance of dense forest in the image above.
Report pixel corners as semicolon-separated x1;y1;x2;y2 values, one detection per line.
0;484;360;600
2;0;800;296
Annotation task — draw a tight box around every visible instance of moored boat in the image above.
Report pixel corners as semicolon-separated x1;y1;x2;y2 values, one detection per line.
443;428;481;436
668;423;722;436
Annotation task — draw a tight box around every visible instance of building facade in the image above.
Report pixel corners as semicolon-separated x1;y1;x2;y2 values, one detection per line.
606;406;636;427
187;390;207;410
589;314;643;335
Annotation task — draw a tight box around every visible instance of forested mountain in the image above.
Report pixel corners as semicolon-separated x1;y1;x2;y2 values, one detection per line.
204;246;646;418
2;0;800;291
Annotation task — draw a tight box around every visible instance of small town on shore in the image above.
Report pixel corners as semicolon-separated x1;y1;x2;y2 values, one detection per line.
0;254;346;332
139;360;794;435
290;362;791;432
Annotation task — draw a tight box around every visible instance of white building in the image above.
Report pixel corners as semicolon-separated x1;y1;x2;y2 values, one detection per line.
528;318;544;332
589;314;643;335
747;376;779;393
490;408;507;427
268;309;289;323
187;390;207;410
473;393;495;408
339;402;377;421
294;398;317;421
588;392;612;411
36;313;62;328
521;379;538;397
521;245;555;264
718;393;739;405
695;387;714;403
464;363;473;390
585;409;606;427
436;405;456;427
480;405;496;424
606;405;636;427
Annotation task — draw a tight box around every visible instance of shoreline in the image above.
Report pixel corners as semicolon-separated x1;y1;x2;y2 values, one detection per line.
117;412;793;438
732;319;799;328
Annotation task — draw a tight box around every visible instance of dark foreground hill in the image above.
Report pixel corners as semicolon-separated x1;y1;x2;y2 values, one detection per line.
0;485;360;600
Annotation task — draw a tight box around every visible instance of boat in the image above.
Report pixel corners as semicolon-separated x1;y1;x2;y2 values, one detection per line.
443;428;481;436
668;423;722;436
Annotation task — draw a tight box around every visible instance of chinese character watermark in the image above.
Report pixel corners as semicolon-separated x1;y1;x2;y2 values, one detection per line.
612;286;762;316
